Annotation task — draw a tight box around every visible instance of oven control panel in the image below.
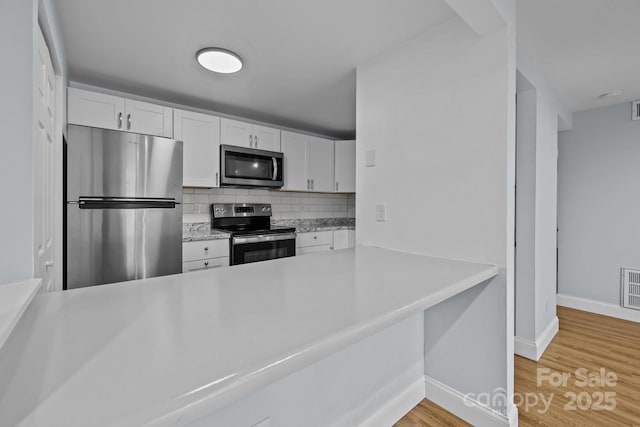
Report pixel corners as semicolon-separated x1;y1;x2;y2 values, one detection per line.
212;203;272;218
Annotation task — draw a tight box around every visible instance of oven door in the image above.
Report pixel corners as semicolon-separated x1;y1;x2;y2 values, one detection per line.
221;144;284;188
231;233;296;265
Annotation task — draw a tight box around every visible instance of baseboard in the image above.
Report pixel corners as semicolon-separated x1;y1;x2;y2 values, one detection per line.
557;294;640;323
424;375;517;427
357;377;426;427
514;316;559;361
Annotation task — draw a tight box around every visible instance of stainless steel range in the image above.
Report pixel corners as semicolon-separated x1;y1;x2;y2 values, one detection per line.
211;203;296;265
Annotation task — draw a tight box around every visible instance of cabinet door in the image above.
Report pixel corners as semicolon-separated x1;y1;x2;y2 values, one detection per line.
221;118;253;148
68;87;125;131
174;109;220;188
252;124;281;152
281;131;309;191
334;140;356;193
308;136;335;192
297;245;332;256
124;99;173;137
333;230;349;250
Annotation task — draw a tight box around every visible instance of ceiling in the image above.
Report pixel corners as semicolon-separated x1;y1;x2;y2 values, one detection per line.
54;0;455;139
517;0;640;113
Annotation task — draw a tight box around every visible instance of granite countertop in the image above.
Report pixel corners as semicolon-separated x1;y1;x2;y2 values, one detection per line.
272;218;355;233
0;247;497;427
182;223;231;242
183;219;355;242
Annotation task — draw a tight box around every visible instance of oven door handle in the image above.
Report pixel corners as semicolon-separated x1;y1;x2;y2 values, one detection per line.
272;157;278;181
233;233;297;245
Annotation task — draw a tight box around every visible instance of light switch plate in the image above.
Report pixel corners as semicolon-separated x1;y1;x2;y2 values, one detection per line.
376;204;387;222
366;150;376;167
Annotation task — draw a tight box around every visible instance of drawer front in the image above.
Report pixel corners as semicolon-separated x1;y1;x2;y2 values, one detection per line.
297;245;332;256
183;239;229;262
296;231;333;248
182;257;229;273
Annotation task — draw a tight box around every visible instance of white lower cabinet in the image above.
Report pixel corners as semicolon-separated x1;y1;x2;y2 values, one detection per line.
296;230;355;256
183;257;229;272
182;239;229;272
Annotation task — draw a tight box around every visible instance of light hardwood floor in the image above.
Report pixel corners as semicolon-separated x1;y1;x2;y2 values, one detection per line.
395;306;640;426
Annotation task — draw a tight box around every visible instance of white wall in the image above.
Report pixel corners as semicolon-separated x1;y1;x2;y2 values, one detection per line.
514;50;572;351
515;87;537;339
0;0;37;284
355;18;509;267
356;10;515;418
558;102;640;305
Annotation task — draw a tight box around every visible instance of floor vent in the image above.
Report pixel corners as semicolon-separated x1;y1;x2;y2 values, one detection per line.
633;101;640;121
621;268;640;310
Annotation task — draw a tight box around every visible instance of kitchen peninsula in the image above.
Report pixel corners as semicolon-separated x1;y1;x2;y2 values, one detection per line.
0;246;498;427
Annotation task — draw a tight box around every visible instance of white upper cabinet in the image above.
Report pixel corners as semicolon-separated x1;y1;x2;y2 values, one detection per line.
174;109;221;188
220;118;252;148
221;118;281;151
334;140;356;193
281;131;334;192
308;136;334;192
281;131;309;191
252;124;281;151
67;87;173;138
124;99;173;138
68;87;125;131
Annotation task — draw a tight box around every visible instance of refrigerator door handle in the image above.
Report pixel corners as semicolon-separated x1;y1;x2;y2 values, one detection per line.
77;197;177;209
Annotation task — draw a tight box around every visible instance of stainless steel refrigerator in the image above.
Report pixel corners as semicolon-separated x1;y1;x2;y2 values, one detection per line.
65;125;183;290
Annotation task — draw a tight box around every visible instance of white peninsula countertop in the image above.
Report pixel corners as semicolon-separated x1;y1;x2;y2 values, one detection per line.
0;246;498;427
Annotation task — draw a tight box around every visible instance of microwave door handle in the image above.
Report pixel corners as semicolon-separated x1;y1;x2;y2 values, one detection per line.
272;157;278;181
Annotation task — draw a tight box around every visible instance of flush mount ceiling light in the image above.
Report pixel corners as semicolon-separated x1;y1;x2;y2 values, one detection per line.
196;48;243;74
599;91;621;99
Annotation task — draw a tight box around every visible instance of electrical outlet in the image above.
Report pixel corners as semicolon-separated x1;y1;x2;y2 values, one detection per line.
194;203;202;214
365;150;376;167
376;204;387;222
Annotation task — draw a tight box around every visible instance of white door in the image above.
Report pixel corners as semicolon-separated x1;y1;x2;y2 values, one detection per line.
281;131;308;191
174;109;221;187
308;136;335;192
124;99;173;137
67;87;125;131
334;140;356;193
221;118;253;148
252;124;281;151
34;26;56;292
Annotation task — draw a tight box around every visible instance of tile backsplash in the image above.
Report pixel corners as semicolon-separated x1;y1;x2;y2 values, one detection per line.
183;188;355;223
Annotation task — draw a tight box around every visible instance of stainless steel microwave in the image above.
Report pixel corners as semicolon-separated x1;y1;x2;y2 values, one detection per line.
220;144;284;188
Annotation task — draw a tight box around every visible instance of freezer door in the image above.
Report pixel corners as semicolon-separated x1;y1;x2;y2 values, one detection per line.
66;125;183;201
66;203;182;289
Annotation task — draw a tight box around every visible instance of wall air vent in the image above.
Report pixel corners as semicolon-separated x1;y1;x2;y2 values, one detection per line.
633;101;640;121
621;268;640;310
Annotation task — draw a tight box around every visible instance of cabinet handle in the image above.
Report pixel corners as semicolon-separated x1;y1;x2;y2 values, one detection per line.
127;114;131;130
311;179;314;190
313;236;317;239
118;112;123;129
307;179;310;190
215;172;219;186
255;135;258;147
204;261;209;267
249;134;253;148
336;182;339;192
204;247;209;251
